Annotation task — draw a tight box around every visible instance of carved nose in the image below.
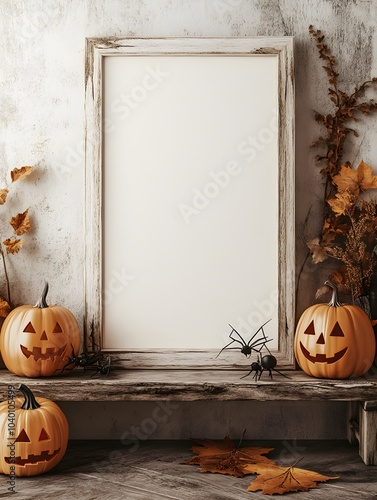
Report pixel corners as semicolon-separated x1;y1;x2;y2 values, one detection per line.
40;331;48;340
316;333;325;344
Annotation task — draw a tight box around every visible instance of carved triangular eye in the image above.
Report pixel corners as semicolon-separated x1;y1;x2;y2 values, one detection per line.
23;322;36;333
52;322;63;333
38;428;50;441
15;429;30;442
304;320;315;335
330;321;345;337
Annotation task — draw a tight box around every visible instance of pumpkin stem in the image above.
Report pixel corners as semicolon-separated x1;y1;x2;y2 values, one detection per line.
325;280;342;307
18;384;41;410
34;282;49;308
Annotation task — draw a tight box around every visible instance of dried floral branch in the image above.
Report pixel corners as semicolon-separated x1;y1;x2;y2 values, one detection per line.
306;25;377;301
0;166;35;311
309;26;377;205
0;243;11;307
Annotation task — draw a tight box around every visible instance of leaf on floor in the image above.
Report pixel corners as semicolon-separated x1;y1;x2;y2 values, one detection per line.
245;463;339;495
182;435;274;477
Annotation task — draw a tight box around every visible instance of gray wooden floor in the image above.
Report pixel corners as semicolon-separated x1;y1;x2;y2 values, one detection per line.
1;440;376;499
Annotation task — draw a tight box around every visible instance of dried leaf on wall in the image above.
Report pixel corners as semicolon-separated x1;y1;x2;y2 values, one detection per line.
10;166;34;182
9;209;31;235
3;238;25;254
0;298;11;317
0;189;9;205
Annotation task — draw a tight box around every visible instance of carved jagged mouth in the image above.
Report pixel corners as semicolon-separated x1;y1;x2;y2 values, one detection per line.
5;448;60;466
20;345;67;362
300;342;348;364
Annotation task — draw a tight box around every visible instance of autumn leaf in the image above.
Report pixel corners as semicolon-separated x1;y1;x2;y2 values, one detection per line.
11;166;34;182
307;237;329;264
332;164;359;194
0;189;9;205
246;463;339;495
327;191;355;216
333;161;377;196
320;229;337;245
9;209;31;235
3;238;24;254
356;161;377;191
0;298;11;317
315;268;349;299
182;436;274;477
328;268;347;286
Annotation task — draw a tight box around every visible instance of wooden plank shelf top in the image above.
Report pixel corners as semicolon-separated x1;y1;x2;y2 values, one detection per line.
1;368;377;402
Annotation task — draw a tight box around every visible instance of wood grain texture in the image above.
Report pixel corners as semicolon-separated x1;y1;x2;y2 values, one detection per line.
358;403;377;466
84;36;295;366
91;349;295;370
5;440;377;500
1;368;376;402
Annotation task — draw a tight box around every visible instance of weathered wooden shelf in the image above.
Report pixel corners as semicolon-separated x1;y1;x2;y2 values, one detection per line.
1;368;376;402
1;368;377;465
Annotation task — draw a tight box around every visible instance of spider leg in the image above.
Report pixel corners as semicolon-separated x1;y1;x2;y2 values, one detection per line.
228;324;247;347
264;343;272;355
54;365;72;375
246;319;272;346
249;337;273;352
272;368;291;379
216;328;245;358
216;339;238;358
227;332;245;347
240;369;254;379
54;352;77;374
90;368;100;377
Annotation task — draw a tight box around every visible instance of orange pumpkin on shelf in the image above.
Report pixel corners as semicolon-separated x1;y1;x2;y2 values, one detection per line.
0;282;80;377
294;281;376;379
0;384;69;477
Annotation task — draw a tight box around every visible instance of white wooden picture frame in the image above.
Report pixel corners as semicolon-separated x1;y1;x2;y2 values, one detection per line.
84;37;295;368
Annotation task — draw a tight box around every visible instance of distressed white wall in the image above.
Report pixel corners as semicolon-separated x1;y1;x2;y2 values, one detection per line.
2;0;377;439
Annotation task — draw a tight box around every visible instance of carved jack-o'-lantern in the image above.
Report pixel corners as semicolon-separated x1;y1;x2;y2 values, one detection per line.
0;283;80;377
294;281;376;379
0;384;68;476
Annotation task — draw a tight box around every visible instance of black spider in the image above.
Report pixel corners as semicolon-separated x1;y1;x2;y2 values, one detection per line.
241;354;291;381
216;319;272;358
56;344;113;375
90;355;115;377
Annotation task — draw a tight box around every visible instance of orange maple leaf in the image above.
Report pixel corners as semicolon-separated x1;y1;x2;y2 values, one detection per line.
246;463;339;495
183;436;274;477
327;191;355;216
307;237;329;264
332;164;359;194
357;160;377;191
3;238;24;254
10;166;34;182
0;189;9;205
9;209;31;235
333;161;377;196
315;268;349;299
0;298;10;317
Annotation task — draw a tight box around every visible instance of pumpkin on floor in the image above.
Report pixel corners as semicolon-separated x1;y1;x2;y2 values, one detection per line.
294;281;376;379
0;282;80;377
0;384;68;476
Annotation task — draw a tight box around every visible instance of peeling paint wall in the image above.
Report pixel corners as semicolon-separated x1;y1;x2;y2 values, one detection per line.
1;0;377;438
